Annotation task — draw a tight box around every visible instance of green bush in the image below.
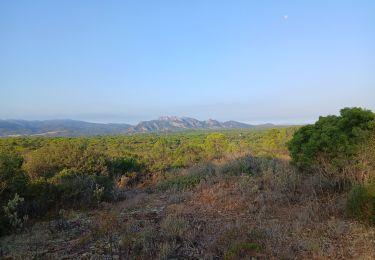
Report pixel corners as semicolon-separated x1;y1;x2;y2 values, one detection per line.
173;143;205;167
50;169;114;207
2;193;28;231
50;169;95;207
0;146;28;202
107;157;142;178
346;182;375;225
93;175;115;201
25;179;59;215
16;169;115;219
23;142;109;181
288;107;375;180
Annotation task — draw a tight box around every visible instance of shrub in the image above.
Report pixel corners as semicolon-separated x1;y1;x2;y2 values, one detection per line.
220;156;256;176
188;162;216;176
173;143;205;167
2;193;28;231
50;169;96;207
50;169;114;207
23;142;80;180
260;128;295;157
157;174;205;192
91;211;120;239
0;146;28;202
224;241;261;260
205;133;229;159
107;157;142;178
158;240;178;260
161;215;189;239
288;107;375;182
23;142;109;181
1;142;117;235
157;163;215;191
93;175;114;201
24;179;58;216
346;182;375;225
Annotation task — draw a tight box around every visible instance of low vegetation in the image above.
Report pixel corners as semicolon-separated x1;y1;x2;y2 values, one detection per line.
346;181;375;225
1;107;375;259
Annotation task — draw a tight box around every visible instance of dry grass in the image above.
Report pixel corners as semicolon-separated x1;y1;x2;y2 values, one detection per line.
1;155;375;259
163;157;375;259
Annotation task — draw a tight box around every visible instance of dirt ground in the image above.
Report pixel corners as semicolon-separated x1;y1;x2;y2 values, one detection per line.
1;173;375;259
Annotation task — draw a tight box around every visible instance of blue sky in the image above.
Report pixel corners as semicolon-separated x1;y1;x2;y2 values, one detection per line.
1;0;374;124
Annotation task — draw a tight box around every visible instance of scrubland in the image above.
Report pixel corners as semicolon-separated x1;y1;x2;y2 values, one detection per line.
1;107;375;259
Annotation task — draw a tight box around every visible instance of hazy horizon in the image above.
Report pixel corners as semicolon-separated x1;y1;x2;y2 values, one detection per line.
0;114;313;126
1;1;374;124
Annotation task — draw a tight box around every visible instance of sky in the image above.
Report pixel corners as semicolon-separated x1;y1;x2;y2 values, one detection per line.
0;0;374;124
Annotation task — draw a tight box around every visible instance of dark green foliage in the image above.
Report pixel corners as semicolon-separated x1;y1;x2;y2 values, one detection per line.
50;169;98;207
93;175;114;201
76;146;109;176
24;179;59;215
0;146;28;202
0;146;29;235
0;141;121;235
22;170;114;215
0;213;8;235
346;182;375;225
107;157;142;178
288;107;375;177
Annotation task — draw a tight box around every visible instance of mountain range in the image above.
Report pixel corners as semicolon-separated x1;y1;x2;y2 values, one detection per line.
0;116;275;137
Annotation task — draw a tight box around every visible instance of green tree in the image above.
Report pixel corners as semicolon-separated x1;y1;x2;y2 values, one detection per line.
174;143;205;167
288;107;375;183
261;128;294;157
205;133;229;159
150;137;174;171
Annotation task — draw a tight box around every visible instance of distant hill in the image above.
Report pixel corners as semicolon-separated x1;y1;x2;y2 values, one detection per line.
0;117;275;137
128;116;270;133
0;120;132;137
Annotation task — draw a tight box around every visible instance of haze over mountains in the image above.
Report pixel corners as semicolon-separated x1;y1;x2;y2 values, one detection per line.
0;116;275;137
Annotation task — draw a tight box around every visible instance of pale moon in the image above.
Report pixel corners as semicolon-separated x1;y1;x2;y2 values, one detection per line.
283;15;288;20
